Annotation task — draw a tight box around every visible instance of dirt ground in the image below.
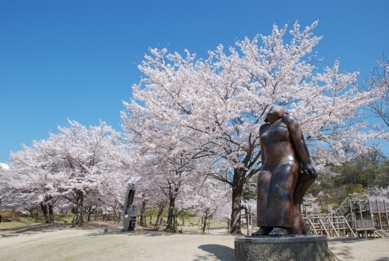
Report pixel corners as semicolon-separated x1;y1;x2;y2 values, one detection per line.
0;223;388;261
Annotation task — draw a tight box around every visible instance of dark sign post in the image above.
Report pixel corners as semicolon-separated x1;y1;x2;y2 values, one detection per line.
123;183;137;231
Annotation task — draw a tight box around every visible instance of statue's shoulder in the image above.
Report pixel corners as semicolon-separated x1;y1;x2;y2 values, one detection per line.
259;122;270;133
282;114;299;125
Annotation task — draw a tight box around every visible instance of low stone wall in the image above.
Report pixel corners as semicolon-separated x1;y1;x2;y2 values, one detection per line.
235;235;338;261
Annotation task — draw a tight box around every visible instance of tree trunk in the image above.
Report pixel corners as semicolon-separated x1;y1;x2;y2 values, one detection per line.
201;209;212;233
112;201;118;223
149;208;154;226
165;196;177;232
95;209;100;221
229;168;245;234
112;206;116;222
87;205;92;222
40;200;54;223
71;189;84;226
41;202;49;223
48;204;54;223
201;218;207;233
242;205;252;236
154;205;165;230
139;199;147;227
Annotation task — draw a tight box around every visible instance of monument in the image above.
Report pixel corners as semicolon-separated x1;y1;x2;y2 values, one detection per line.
123;183;137;231
235;106;337;260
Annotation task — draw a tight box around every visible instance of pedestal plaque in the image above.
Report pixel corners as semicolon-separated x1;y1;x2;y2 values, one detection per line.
235;235;338;261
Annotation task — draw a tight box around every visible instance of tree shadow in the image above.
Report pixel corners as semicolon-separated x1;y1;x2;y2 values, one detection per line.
0;223;70;233
195;244;234;261
328;238;389;261
87;227;184;237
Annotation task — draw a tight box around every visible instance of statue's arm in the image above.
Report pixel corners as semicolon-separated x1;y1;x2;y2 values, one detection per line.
284;115;317;177
259;125;266;165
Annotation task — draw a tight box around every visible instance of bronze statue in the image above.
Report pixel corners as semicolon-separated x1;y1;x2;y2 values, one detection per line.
252;106;317;236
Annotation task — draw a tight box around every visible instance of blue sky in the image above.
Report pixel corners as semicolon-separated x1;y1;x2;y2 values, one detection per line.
1;0;388;162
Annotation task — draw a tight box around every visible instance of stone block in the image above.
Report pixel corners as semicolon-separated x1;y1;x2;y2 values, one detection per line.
235;235;338;261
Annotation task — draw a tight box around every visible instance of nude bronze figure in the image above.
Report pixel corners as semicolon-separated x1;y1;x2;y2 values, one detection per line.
252;106;317;236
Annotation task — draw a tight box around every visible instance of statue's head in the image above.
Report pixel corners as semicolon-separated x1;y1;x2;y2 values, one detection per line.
265;106;289;123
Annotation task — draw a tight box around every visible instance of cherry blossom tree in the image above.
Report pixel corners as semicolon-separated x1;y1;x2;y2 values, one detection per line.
4;120;133;225
365;53;389;139
188;178;231;233
367;186;389;202
122;21;382;234
0;163;10;207
0;163;9;172
302;193;321;214
1;142;62;222
131;176;168;228
130;147;203;232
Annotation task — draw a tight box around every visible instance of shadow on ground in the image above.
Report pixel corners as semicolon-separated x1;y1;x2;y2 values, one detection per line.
194;244;234;261
87;227;205;238
0;223;70;233
328;238;389;261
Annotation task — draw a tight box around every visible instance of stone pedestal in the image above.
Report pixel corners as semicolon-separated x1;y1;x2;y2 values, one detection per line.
235;235;338;261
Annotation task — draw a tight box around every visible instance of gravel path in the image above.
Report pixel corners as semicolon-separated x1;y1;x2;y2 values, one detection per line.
0;225;388;260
